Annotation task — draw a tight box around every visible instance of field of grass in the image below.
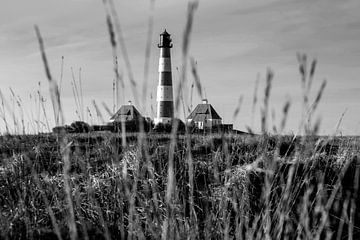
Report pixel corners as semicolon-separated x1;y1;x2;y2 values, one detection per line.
0;133;359;239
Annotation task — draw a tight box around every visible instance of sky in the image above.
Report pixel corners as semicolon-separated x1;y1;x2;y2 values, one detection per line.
0;0;359;135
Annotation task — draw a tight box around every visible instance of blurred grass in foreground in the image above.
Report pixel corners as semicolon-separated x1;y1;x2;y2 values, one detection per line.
0;133;359;239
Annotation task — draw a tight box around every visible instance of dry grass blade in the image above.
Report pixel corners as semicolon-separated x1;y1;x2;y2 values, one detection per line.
334;108;347;135
15;94;26;134
308;58;317;90
349;157;360;239
297;53;307;86
189;81;194;113
190;57;202;99
233;95;243;121
104;0;139;105
78;68;84;120
102;101;113;117
59;56;64;94
35;25;77;240
34;25;64;126
0;90;10;133
245;125;254;135
112;78;115;113
70;70;81;120
40;95;50;132
87;106;93;124
106;13;125;107
117;61;125;105
106;14;116;47
251;74;260;127
150;92;155;117
271;108;277;133
70;84;81;120
36;83;41;131
174;0;199;113
261;68;273;133
309;79;327;114
280;99;291;133
9;88;19;132
142;0;155;108
182;1;199;56
61;141;78;240
336;193;350;240
264;69;273;109
92;100;105;124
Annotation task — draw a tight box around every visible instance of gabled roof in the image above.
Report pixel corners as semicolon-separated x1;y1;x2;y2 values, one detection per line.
187;103;222;120
110;105;143;121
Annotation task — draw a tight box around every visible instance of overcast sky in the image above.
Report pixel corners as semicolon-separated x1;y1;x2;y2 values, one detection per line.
0;0;359;135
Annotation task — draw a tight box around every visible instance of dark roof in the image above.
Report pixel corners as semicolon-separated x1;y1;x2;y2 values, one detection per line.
187;103;222;120
110;105;143;122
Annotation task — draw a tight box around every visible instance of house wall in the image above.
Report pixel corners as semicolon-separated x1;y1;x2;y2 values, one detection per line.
193;118;222;130
204;119;212;128
208;119;222;127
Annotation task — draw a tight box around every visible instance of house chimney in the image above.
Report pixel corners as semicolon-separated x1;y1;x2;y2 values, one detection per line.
202;99;208;104
128;100;132;105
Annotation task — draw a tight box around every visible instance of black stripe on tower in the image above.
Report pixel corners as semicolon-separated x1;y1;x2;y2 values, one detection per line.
158;101;174;118
160;48;171;57
159;72;172;85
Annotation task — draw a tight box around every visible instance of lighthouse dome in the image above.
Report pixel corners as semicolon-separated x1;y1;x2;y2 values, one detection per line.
158;29;173;48
160;29;170;36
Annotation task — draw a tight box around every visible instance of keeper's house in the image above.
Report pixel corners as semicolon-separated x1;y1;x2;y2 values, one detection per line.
110;102;150;132
187;99;227;130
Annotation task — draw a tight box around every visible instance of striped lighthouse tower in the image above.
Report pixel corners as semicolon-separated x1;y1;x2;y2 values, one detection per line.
154;29;174;125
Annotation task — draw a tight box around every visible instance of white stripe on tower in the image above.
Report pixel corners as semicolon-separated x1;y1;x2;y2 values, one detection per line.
158;57;171;72
156;86;173;101
155;29;174;125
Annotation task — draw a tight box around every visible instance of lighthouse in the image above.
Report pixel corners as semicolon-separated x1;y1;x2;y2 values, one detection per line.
154;29;174;125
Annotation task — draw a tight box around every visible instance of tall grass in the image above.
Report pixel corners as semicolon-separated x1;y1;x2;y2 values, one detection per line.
1;134;359;239
0;1;359;240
